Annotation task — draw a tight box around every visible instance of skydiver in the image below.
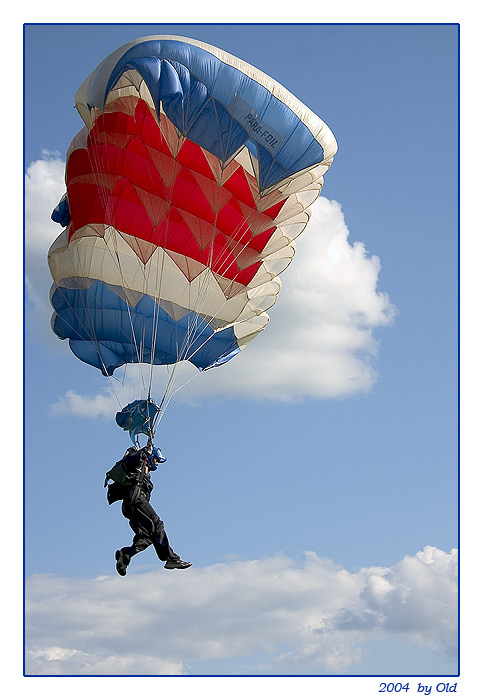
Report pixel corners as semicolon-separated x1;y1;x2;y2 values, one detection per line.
105;445;191;576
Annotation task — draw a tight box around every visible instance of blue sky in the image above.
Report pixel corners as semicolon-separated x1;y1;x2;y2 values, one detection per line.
21;19;461;687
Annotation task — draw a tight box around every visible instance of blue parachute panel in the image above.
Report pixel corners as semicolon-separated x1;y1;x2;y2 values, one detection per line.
83;37;328;191
50;280;241;375
51;194;71;227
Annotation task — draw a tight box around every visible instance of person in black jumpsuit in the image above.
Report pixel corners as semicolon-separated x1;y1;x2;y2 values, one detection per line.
112;446;191;576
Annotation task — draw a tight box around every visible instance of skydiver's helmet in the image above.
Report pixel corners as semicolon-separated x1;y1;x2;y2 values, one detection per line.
148;446;166;471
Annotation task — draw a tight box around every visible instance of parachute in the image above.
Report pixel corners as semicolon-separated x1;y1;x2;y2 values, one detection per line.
48;35;337;440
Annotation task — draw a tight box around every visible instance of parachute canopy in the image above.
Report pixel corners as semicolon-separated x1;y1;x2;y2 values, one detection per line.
49;35;337;381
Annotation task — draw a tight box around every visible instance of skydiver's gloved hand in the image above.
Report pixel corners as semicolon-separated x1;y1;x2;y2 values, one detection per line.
147;446;166;471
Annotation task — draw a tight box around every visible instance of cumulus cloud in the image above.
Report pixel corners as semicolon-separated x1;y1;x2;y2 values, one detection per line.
183;197;396;401
25;153;395;405
25;546;457;676
25;151;67;345
50;387;119;419
26;647;183;675
25;151;65;257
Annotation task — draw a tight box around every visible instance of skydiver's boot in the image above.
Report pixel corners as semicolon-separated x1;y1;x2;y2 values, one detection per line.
164;558;192;570
115;548;131;576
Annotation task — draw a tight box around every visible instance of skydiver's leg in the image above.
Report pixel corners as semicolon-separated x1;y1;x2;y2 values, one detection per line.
116;500;190;572
139;504;191;568
135;500;179;562
153;528;178;562
126;512;153;556
115;502;153;576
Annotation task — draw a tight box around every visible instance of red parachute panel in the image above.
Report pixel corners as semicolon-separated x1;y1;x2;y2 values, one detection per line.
65;97;288;284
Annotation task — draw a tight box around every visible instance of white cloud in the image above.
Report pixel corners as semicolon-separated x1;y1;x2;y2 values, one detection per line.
25;152;67;347
50;387;120;419
26;646;183;675
25;154;395;405
25;151;66;257
25;546;457;676
186;197;395;401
